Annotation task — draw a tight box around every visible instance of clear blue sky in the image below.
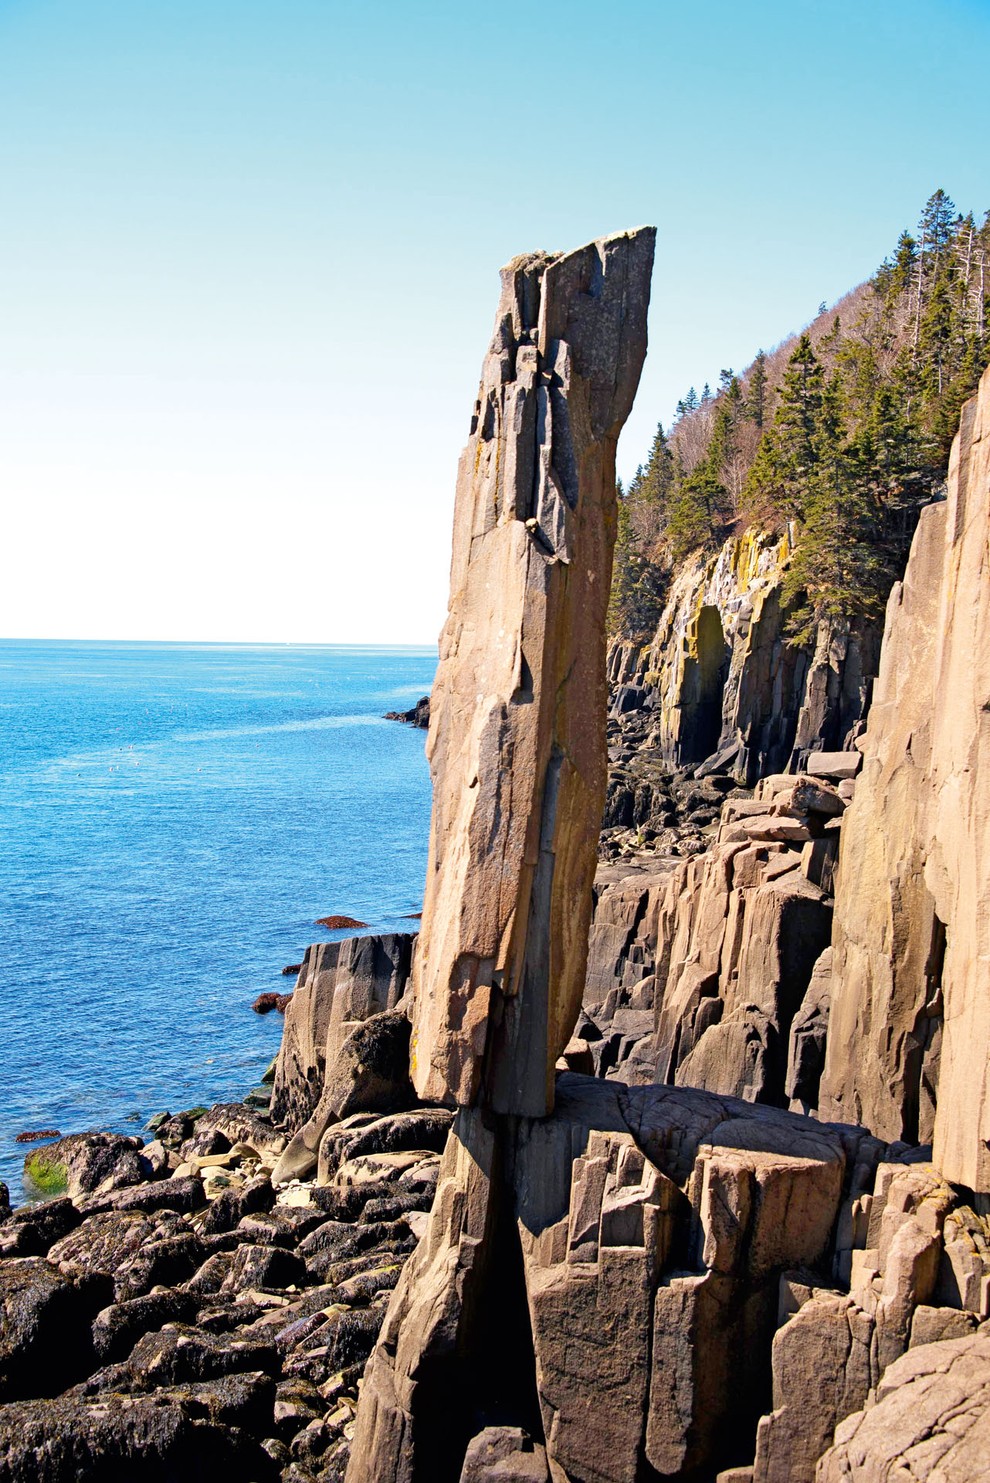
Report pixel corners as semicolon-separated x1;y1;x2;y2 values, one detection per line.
1;0;986;642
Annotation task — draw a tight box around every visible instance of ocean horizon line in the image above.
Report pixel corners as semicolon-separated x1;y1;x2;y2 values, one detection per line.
0;635;440;653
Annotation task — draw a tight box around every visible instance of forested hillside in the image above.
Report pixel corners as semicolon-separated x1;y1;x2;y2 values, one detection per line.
611;190;990;643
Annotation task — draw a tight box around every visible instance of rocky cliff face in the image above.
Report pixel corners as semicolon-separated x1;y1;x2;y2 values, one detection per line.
820;363;990;1194
607;528;880;787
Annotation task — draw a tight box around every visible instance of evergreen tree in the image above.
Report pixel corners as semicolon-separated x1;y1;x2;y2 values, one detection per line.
608;480;668;636
780;374;888;642
743;335;824;519
747;350;768;429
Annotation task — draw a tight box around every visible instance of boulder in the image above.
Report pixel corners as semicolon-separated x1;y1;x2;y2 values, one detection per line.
817;1331;990;1481
0;1389;277;1481
0;1197;81;1258
272;934;414;1131
23;1133;150;1200
0;1258;108;1400
91;1287;200;1365
459;1427;549;1482
272;1010;415;1185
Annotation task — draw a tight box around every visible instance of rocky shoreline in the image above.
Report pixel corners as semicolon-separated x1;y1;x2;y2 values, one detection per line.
0;1081;446;1481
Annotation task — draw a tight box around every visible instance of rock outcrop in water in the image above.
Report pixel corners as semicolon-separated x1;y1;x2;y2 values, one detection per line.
410;227;655;1118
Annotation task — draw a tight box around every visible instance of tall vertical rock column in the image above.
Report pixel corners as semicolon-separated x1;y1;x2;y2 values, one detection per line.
820;364;990;1191
346;231;654;1483
411;228;656;1117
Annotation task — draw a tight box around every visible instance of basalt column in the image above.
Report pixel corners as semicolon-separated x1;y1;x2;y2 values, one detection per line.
411;228;656;1117
346;230;654;1483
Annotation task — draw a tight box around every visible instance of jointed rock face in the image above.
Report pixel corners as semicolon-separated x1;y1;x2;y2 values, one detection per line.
821;365;990;1190
410;229;655;1117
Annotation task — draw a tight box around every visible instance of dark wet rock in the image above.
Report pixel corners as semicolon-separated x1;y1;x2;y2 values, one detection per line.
262;1434;291;1466
357;1189;436;1224
236;1206;326;1249
13;1131;61;1144
0;1389;278;1481
315;916;369;931
162;1369;276;1434
91;1287;200;1365
282;963;303;977
186;1251;236;1298
48;1209;198;1300
273;1376;324;1437
301;1226;413;1286
76;1174;206;1219
151;1110;206;1150
252;992;293;1015
220;1243;307;1296
0;1196;81;1258
140;1139;180;1178
115;1230;206;1301
0;1258;109;1401
78;1321;280;1393
179;1128;231;1160
383;695;430;728
193;1104;286;1159
200;1173;276;1236
333;1263;402;1305
298;1219;395;1263
0;1187;7;1224
24;1132;150;1200
282;1305;385;1385
315;1108;453;1184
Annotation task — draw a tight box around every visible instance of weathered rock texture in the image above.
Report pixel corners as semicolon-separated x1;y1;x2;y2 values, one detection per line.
816;1331;990;1481
820;366;990;1192
346;1075;858;1483
410;228;656;1117
272;934;414;1130
585;771;845;1107
606;529;880;785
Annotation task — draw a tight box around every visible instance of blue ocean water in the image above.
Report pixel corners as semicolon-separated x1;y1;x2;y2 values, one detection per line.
0;640;437;1195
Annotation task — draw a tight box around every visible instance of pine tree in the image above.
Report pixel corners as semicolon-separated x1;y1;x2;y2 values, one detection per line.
743;335;824;519
747;350;768;430
608;481;668;636
782;376;888;643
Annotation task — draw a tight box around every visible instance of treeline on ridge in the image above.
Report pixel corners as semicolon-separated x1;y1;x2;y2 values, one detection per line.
610;190;990;645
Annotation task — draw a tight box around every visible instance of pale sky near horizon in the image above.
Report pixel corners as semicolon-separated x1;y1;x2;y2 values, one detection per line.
1;0;987;645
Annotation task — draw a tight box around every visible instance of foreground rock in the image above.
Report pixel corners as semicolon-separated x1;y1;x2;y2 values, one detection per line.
817;1331;990;1481
0;1092;442;1483
348;1076;848;1482
410;228;655;1118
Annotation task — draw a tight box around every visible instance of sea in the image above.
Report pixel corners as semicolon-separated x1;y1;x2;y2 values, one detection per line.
0;640;437;1197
